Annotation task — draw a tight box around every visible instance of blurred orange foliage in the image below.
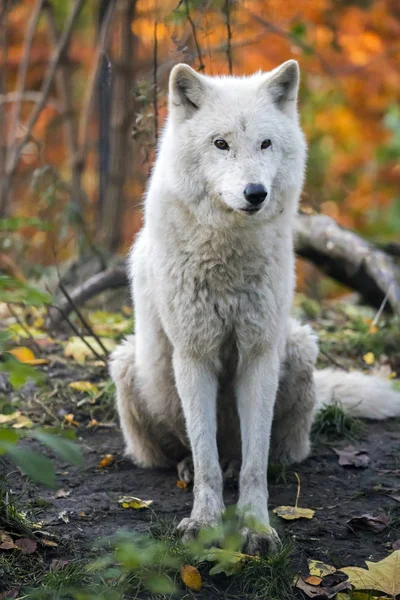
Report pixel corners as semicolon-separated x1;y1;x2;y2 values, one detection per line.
2;0;399;268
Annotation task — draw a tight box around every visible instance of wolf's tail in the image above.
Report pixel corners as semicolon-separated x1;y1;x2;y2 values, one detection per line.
313;368;400;419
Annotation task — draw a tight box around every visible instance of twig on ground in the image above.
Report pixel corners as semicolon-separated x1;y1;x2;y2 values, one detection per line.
6;303;42;355
318;348;348;372
49;304;107;365
47;266;127;327
57;281;110;357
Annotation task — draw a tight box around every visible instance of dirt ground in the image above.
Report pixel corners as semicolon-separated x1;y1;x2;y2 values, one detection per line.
1;301;400;599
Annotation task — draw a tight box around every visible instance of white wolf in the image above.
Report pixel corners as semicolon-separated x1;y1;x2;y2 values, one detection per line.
110;61;400;554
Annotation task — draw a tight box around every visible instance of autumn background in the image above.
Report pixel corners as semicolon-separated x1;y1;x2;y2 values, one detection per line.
0;2;400;598
1;0;399;299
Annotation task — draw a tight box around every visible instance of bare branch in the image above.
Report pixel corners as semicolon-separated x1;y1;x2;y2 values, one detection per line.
224;0;233;75
0;0;85;215
8;0;46;156
153;19;159;146
43;2;82;208
47;266;127;327
78;0;116;157
0;91;62;111
185;0;205;71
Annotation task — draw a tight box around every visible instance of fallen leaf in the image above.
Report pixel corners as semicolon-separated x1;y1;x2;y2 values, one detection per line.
68;381;99;394
274;505;315;520
0;532;16;551
205;547;259;576
118;496;153;509
58;510;69;524
42;539;58;547
64;336;116;364
64;413;79;427
12;414;33;429
87;419;100;427
0;411;32;428
347;513;390;533
54;489;70;499
305;576;323;586
308;559;336;578
0;588;19;599
180;564;202;591
392;540;400;551
363;352;375;365
340;550;400;597
176;480;188;490
98;454;114;468
294;575;350;598
273;472;315;521
79;511;87;517
50;559;69;571
333;446;370;468
15;538;37;555
8;347;48;366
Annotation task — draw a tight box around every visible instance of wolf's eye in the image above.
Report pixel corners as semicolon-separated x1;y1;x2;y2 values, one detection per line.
261;139;272;150
214;139;229;150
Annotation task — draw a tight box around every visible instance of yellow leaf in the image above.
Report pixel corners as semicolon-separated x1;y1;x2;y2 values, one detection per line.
98;454;114;468
0;411;33;428
308;559;336;577
118;496;153;509
8;347;48;366
176;480;188;490
0;411;21;424
304;575;323;586
64;336;116;364
180;565;202;591
273;472;314;520
363;352;375;365
68;381;99;394
341;550;400;597
64;414;79;427
12;414;33;429
273;505;315;520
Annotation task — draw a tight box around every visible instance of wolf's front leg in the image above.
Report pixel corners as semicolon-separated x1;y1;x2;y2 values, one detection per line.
236;351;281;555
173;353;224;540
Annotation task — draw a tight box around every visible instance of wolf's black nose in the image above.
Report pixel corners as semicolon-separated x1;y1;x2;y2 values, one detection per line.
243;183;268;206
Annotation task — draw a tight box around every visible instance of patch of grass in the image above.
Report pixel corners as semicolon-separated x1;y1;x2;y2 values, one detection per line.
0;480;33;536
312;402;363;442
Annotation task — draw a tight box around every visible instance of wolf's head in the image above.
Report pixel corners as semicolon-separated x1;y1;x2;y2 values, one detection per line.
161;61;306;223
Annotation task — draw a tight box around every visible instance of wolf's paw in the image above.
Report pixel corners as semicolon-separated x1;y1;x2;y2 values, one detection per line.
177;456;194;483
241;526;281;556
177;517;218;543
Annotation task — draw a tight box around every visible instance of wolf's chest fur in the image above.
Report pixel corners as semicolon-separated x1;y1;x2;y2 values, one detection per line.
156;223;292;360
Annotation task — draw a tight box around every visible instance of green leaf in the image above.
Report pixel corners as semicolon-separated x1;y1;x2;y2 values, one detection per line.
0;217;51;232
7;445;56;487
31;430;84;467
0;355;44;389
0;428;21;454
0;276;52;306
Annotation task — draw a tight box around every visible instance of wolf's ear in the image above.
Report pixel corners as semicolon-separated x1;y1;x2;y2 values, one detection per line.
262;60;300;117
169;64;207;120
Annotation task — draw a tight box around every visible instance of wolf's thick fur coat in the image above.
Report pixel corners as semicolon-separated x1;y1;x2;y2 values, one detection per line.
110;61;400;553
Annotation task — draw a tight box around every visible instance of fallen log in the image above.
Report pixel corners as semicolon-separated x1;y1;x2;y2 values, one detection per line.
294;214;400;316
47;214;400;326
